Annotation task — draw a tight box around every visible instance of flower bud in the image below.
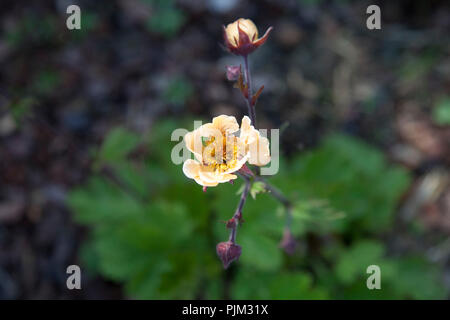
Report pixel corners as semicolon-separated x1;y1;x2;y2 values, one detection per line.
223;18;273;56
279;229;297;255
226;65;241;81
216;241;242;269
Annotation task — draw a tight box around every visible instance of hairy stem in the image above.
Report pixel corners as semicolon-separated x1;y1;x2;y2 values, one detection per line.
243;55;257;128
229;180;251;243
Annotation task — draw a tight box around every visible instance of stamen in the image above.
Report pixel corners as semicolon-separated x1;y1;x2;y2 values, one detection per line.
201;134;241;173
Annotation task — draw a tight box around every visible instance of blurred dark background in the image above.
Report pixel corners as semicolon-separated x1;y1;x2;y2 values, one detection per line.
0;0;449;299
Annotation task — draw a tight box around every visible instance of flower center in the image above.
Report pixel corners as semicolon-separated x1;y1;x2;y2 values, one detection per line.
202;135;239;172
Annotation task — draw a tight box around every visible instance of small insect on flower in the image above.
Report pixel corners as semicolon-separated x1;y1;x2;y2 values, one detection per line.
223;18;273;56
183;115;271;187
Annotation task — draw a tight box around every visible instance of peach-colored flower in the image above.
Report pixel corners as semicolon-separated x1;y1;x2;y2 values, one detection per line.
223;18;273;56
183;115;271;186
240;116;271;166
183;115;248;187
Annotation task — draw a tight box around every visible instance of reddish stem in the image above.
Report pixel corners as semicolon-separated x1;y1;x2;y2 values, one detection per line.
243;55;257;128
228;181;251;243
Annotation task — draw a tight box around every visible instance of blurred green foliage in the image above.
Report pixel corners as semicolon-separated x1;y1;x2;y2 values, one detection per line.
31;70;60;96
5;14;58;47
432;96;450;126
399;48;441;83
8;97;35;126
69;11;100;41
143;0;185;38
163;77;194;106
68;120;447;299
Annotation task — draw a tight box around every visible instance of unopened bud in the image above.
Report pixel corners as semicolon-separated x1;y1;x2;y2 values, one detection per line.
279;229;297;255
216;241;242;269
223;18;273;56
226;65;241;81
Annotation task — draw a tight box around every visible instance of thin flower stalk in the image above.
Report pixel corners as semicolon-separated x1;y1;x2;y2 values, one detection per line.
185;18;299;268
228;180;251;243
243;55;256;127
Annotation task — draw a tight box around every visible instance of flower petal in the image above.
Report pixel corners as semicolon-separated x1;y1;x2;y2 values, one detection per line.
248;136;271;166
225;19;258;47
184;131;196;154
195;177;219;187
212;115;239;133
239;116;271;166
183;159;201;179
198;168;219;184
240;116;258;145
198;167;237;185
253;26;273;48
216;173;238;183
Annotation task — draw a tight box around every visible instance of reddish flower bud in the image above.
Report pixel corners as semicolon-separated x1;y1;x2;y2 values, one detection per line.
216;241;242;269
279;229;297;255
223;18;273;56
203;186;207;192
226;65;241;81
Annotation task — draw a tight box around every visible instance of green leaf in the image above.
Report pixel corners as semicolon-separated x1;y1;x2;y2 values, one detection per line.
97;127;140;166
389;257;447;299
291;199;345;222
335;240;385;285
239;228;282;271
285;134;411;233
68;177;143;224
250;181;266;199
232;268;329;299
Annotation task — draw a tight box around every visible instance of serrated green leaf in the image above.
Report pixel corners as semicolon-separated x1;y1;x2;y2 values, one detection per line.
239;229;282;271
335;241;385;285
232;268;329;299
97;127;140;165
